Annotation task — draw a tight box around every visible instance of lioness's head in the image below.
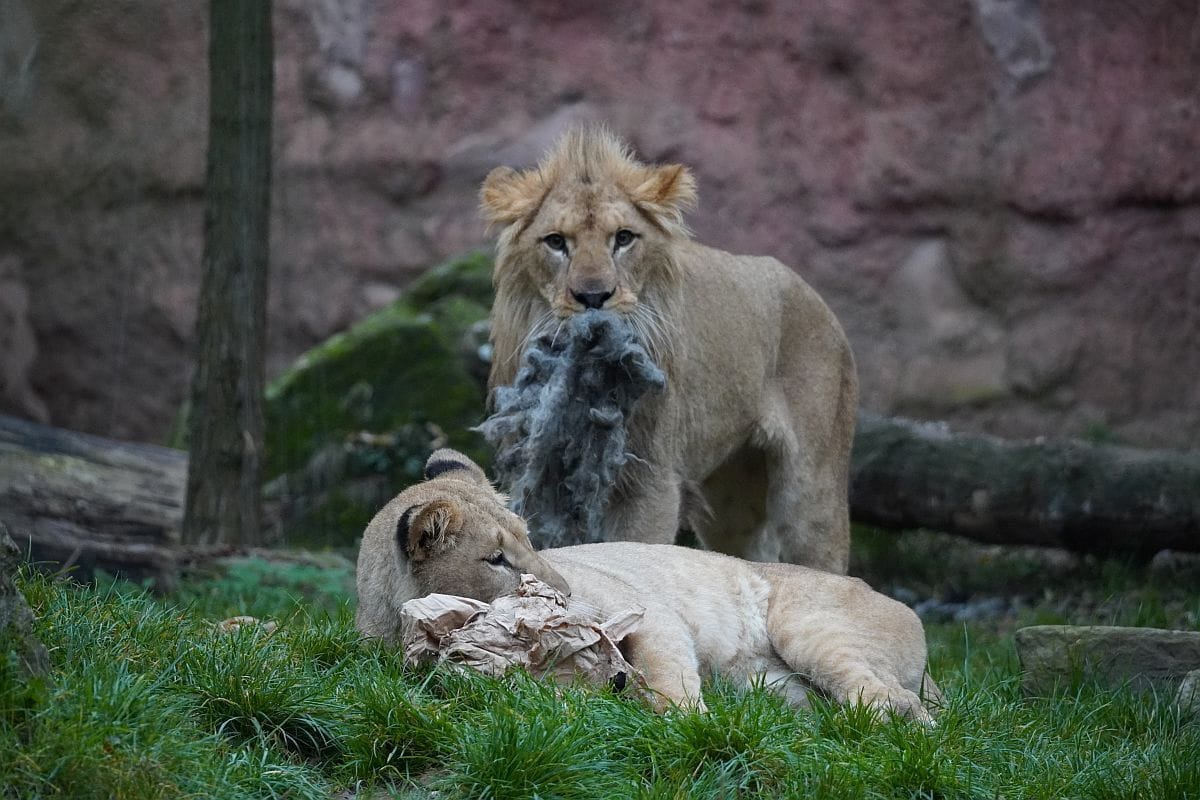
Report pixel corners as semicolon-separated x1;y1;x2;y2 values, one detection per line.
355;450;571;640
481;127;696;380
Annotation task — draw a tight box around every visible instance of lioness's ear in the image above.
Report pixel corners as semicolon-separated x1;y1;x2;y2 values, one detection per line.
399;499;464;562
424;449;490;487
627;163;697;232
480;166;545;226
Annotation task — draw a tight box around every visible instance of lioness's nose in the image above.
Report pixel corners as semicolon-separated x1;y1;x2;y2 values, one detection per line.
572;289;613;309
545;566;572;597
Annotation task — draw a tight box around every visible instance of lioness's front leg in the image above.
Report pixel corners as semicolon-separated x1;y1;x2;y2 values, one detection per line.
601;468;681;546
622;625;706;713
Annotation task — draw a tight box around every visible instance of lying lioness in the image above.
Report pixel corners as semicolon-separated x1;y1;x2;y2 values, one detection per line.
356;450;939;721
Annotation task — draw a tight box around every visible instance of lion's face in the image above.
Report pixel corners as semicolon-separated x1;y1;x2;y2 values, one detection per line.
481;127;696;324
523;182;654;316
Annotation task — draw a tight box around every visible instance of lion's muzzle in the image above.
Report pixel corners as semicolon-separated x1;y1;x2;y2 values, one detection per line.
572;288;613;309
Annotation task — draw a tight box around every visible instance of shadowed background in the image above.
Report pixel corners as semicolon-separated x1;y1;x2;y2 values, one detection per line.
1;0;1198;448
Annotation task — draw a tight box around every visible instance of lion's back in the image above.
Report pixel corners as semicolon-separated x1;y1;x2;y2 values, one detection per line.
675;239;845;349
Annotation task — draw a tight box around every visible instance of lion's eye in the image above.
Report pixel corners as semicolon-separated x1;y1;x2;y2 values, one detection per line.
543;233;568;253
614;229;636;250
485;550;509;567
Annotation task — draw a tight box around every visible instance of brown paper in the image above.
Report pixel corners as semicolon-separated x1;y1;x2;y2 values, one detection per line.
401;574;645;692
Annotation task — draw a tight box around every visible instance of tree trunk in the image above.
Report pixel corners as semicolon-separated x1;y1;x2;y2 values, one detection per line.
183;0;274;546
850;412;1200;557
0;414;185;589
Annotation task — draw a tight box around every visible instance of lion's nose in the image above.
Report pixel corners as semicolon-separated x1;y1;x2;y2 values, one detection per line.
572;289;613;309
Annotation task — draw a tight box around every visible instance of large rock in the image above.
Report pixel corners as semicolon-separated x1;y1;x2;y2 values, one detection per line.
264;250;491;476
1015;625;1200;695
1177;669;1200;716
3;1;1199;449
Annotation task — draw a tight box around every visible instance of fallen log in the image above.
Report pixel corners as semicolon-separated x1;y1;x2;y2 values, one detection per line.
0;414;185;589
2;411;1199;579
850;412;1200;557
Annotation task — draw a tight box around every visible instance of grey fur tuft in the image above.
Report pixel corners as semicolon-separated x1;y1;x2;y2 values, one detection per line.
475;310;665;548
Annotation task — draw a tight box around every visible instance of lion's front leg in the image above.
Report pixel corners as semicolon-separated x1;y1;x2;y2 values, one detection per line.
601;467;681;545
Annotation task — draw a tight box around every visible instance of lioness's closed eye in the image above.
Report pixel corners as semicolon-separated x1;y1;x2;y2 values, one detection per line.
356;450;939;721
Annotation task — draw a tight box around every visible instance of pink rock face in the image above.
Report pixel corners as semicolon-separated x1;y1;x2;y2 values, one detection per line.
1;0;1198;447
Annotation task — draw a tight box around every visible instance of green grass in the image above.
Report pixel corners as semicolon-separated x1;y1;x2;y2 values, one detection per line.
3;540;1199;800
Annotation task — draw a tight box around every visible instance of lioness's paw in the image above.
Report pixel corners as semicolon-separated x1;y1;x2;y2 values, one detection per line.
645;690;708;715
870;690;935;727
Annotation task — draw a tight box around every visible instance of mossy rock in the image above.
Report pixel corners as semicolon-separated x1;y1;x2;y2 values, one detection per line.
261;252;495;546
169;252;496;546
402;250;494;309
264;251;494;482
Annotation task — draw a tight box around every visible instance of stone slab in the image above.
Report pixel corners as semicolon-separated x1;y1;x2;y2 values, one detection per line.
1015;625;1200;695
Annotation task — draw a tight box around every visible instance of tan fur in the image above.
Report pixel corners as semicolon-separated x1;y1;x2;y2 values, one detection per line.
356;452;940;721
480;127;858;572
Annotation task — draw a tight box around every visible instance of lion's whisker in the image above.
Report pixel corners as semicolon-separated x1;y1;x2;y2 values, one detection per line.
549;319;566;350
511;310;555;365
628;305;674;367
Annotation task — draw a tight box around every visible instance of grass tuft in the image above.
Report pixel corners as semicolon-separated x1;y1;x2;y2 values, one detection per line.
339;665;459;783
174;627;343;760
633;681;797;793
440;700;617;800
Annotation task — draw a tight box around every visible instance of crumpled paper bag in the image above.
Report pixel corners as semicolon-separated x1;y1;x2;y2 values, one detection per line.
401;574;645;692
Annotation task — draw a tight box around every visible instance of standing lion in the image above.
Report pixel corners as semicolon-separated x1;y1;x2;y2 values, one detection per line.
480;127;857;573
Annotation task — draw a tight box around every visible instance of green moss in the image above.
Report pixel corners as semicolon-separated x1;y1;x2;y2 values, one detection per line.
402;250;494;310
1082;421;1120;445
263;253;494;480
425;294;491;338
162;253;495;543
266;310;473;474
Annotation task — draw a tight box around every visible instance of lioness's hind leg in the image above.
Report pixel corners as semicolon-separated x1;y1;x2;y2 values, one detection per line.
761;570;934;723
773;634;928;722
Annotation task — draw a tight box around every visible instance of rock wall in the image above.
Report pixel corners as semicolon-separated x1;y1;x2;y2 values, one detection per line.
1;0;1197;448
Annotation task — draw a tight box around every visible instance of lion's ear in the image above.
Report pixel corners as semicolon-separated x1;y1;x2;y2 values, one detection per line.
627;163;697;231
424;448;490;487
399;499;464;562
480;166;545;226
